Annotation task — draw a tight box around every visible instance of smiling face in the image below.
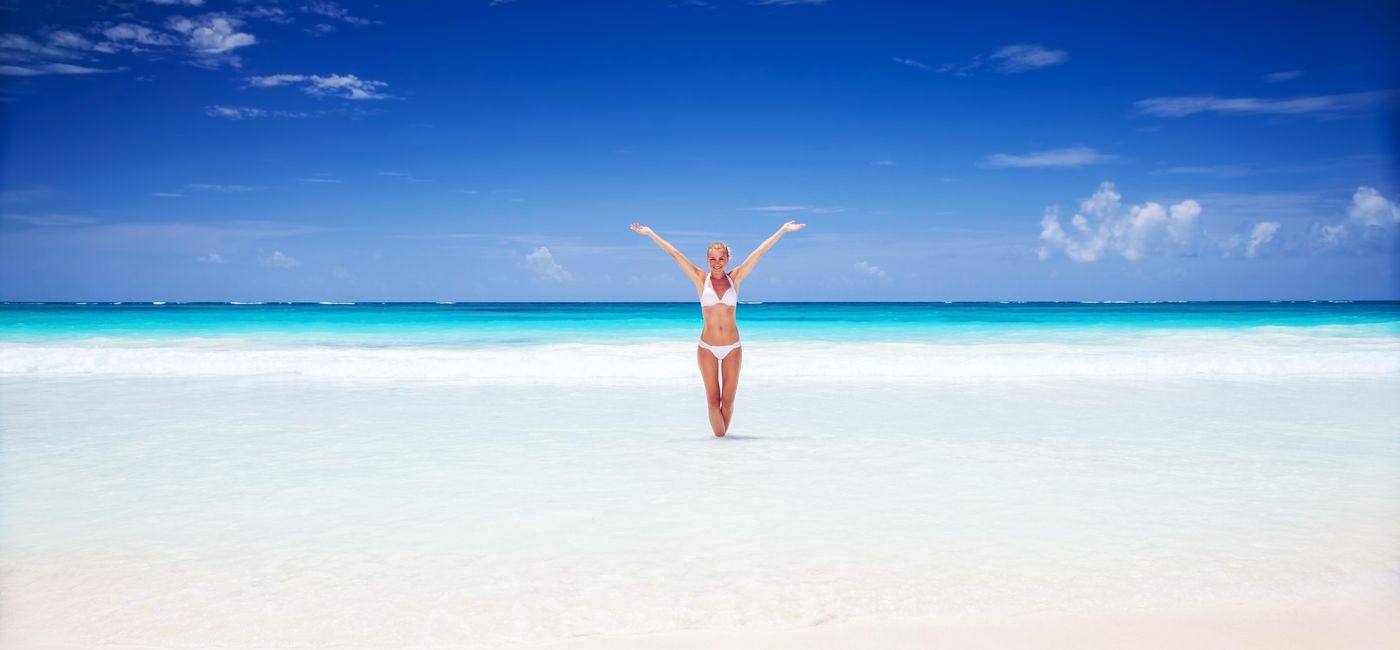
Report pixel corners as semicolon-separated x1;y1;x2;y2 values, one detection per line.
706;243;730;274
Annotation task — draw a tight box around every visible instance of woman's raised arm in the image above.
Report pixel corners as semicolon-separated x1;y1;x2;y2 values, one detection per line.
730;220;805;284
631;223;703;282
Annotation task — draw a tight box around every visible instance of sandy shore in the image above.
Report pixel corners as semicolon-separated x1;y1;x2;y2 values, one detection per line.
7;600;1397;649
525;602;1400;650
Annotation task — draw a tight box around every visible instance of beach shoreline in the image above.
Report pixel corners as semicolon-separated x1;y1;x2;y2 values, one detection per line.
10;601;1397;650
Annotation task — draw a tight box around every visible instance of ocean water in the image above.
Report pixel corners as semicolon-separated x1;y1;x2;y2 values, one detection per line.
2;302;1398;648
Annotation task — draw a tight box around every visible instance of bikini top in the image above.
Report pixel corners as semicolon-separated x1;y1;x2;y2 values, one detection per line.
700;272;738;307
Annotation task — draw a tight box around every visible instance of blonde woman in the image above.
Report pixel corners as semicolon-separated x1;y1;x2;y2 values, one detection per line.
630;221;806;436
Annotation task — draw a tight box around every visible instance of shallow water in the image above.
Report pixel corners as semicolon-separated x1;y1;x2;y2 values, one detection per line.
2;303;1398;648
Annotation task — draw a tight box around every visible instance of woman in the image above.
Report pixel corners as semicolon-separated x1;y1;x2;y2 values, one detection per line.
630;220;806;437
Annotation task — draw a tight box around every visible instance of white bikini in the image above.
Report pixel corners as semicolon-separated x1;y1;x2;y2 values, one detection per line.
698;272;740;360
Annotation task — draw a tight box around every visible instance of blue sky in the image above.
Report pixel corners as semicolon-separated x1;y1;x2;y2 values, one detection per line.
1;0;1397;301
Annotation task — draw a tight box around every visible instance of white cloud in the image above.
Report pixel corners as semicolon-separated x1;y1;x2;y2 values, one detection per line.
0;34;41;52
0;63;118;76
246;73;307;87
302;1;374;25
891;57;929;70
48;31;95;51
1038;182;1201;262
166;14;256;66
198;252;225;263
166;15;255;53
1318;223;1347;247
247;73;391;100
526;246;573;282
853;261;887;279
989;43;1068;73
1163;164;1252;176
299;176;341;183
1263;70;1305;83
206;105;266;119
205;104;309;119
1135;91;1394;118
1316;186;1400;248
306;73;389;99
187;183;259;192
981;147;1118;168
152;192;184;198
1246;222;1280;257
239;6;294;25
260;250;300;268
149;0;206;5
1347;186;1400;226
1167;199;1202;249
101;23;180;47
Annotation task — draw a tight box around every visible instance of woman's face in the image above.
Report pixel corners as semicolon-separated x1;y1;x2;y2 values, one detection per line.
707;249;729;272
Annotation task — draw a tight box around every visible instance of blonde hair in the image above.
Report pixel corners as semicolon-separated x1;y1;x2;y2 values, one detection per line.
707;242;730;257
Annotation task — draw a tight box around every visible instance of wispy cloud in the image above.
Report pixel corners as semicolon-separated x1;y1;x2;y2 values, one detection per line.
377;171;433;183
99;23;180;49
205;104;310;119
148;0;206;6
753;0;828;5
152;192;184;198
0;185;57;203
198;252;225;264
1135;91;1394;118
247;73;392;100
980;147;1119;168
186;183;260;192
260;250;300;268
1263;70;1305;83
298;175;342;184
891;57;930;70
526;246;573;281
852;260;887;279
1245;222;1280;257
743;205;845;214
872;159;897;166
2;213;99;227
302;1;377;26
1161;164;1254;176
989;43;1068;73
938;43;1067;77
0;63;120;76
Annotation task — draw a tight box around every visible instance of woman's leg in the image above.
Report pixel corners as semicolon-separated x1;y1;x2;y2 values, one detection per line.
719;347;741;430
697;347;726;436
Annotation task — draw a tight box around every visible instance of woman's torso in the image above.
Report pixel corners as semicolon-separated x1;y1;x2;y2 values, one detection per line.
698;272;739;345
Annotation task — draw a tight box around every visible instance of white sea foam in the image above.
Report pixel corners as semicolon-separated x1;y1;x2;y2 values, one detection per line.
2;330;1396;380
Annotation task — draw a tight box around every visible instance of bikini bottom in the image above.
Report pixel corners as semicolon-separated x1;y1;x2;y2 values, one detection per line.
698;339;741;361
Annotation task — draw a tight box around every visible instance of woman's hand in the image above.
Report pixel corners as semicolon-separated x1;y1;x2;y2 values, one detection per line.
630;223;653;236
781;221;806;232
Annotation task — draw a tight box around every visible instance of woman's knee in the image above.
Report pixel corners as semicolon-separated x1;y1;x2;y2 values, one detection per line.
706;393;723;408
